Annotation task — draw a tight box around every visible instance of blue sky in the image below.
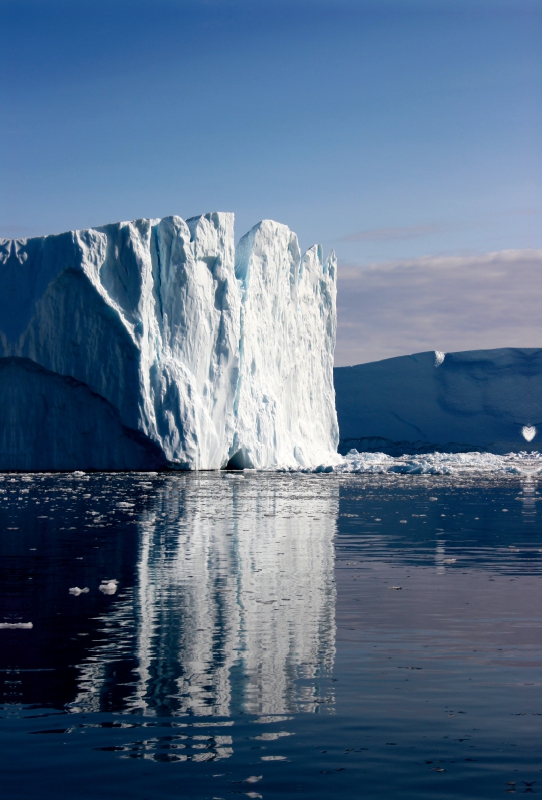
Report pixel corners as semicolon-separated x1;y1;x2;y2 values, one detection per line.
2;0;541;364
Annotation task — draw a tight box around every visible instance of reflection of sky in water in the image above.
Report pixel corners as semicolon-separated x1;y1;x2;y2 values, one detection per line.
71;475;337;717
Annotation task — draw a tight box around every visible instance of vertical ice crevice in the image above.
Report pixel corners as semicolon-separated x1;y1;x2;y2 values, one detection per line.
151;212;240;468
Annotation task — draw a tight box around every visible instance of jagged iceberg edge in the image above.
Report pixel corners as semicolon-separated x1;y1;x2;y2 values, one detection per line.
285;450;542;475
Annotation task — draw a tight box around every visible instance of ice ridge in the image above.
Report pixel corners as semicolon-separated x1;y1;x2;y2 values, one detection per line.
0;213;339;471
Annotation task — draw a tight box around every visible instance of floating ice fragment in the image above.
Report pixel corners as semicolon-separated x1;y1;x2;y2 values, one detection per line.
0;622;33;629
522;426;536;442
69;587;89;596
388;586;402;590
244;775;263;783
434;350;445;367
245;794;262;799
99;579;118;595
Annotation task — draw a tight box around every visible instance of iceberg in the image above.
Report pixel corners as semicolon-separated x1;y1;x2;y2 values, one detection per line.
334;348;542;456
0;213;339;471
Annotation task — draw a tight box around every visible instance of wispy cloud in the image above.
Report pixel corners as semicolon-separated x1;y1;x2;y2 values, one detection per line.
338;248;542;278
0;224;40;238
335;249;542;367
337;222;445;243
508;208;542;217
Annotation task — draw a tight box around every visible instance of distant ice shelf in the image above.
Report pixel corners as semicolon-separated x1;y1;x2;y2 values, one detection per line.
334;348;542;457
0;213;339;471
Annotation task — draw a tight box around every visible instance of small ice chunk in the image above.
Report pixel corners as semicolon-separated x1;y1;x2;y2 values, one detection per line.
69;587;89;595
434;350;445;367
244;776;263;783
99;579;118;595
522;426;536;442
0;622;33;629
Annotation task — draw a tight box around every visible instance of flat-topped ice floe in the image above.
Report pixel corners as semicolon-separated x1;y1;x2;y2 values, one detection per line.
334;348;542;457
0;214;339;471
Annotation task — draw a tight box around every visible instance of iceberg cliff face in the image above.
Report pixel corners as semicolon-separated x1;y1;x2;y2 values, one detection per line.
0;214;338;471
233;220;338;469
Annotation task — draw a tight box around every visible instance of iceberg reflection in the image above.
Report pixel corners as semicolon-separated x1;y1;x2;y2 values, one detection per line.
518;475;539;522
73;475;338;717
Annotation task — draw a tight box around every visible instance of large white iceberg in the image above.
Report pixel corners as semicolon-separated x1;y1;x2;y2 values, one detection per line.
0;213;339;471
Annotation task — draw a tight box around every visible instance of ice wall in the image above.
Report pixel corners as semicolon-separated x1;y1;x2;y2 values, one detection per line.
0;214;338;470
233;221;339;469
334;348;542;456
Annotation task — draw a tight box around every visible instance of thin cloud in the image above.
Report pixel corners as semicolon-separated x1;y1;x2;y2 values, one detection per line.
0;225;40;238
509;208;542;217
337;222;445;243
338;248;542;278
335;248;542;367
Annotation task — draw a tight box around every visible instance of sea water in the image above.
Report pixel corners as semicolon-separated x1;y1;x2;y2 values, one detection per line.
1;471;541;798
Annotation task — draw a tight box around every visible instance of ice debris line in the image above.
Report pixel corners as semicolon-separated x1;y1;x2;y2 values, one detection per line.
332;450;542;475
0;213;339;470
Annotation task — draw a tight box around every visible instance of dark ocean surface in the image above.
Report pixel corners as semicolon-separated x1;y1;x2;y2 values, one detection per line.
1;471;541;799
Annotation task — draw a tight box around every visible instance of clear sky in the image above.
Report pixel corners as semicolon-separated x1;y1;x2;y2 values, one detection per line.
2;0;541;364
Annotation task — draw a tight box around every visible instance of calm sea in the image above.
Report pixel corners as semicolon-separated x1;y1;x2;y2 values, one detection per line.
1;471;541;799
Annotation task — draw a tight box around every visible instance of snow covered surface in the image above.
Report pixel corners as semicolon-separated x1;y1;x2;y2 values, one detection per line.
0;214;338;471
334;348;542;456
